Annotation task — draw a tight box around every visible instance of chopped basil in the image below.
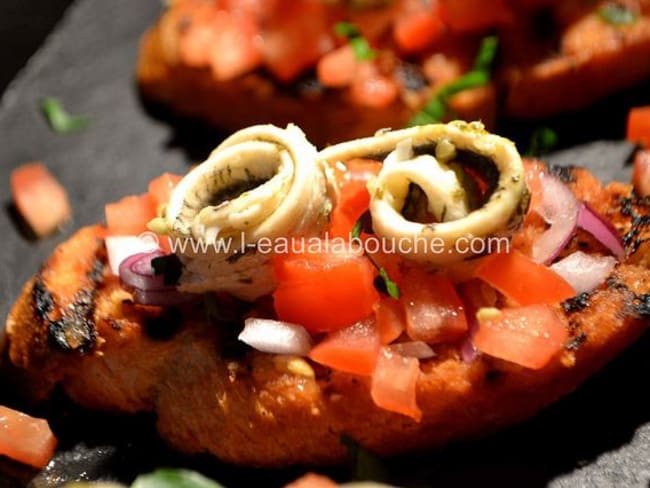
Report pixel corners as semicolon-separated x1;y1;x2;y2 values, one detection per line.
151;254;183;286
340;435;389;483
41;97;89;133
349;36;377;60
379;267;400;299
351;210;373;240
335;21;360;38
598;4;638;25
409;35;499;127
131;469;224;488
334;21;376;60
528;126;559;157
351;218;363;240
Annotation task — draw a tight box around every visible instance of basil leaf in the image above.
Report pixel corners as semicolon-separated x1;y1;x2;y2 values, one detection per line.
409;35;498;127
41;97;89;133
151;254;183;286
350;36;376;61
528;126;558;157
340;435;389;483
379;267;400;299
334;21;360;38
473;35;499;72
599;4;638;25
131;469;225;488
351;218;363;240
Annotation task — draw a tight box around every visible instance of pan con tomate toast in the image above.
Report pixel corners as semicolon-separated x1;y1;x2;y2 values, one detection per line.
5;122;650;467
137;0;650;146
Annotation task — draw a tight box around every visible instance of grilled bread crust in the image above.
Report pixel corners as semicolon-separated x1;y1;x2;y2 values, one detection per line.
6;169;650;467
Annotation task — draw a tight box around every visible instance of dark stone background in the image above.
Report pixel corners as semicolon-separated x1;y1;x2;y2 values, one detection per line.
0;0;73;94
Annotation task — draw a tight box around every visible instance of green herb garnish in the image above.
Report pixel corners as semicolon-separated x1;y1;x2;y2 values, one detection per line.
334;21;376;60
41;97;89;133
340;435;390;482
351;218;363;240
598;4;638;25
131;469;225;488
409;35;498;126
151;254;183;286
379;267;400;299
528;126;558;157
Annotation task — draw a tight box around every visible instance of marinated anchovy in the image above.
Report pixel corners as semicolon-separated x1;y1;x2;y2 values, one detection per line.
319;121;529;264
153;124;336;299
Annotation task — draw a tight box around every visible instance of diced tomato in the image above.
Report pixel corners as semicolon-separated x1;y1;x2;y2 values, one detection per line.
261;0;334;82
284;473;339;488
328;158;382;238
523;159;547;218
375;296;406;344
148;172;183;209
209;11;262;81
309;319;381;376
105;193;157;236
633;149;650;198
394;0;445;54
473;305;569;369
475;250;576;305
400;269;468;344
350;62;399;108
273;241;379;332
178;5;220;67
627;106;650;148
0;405;57;468
439;0;514;32
370;347;422;421
10;162;71;237
317;45;358;88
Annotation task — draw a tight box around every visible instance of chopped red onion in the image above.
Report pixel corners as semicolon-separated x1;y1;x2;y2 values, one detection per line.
550;251;617;294
105;235;159;276
119;251;167;291
577;203;626;260
239;318;313;356
531;174;580;264
389;341;435;359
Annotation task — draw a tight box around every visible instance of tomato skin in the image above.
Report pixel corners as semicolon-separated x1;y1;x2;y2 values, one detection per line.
375;296;406;344
328;158;382;239
523;159;546;218
371;347;422;421
309;318;381;376
261;0;334;82
105;193;157;236
401;269;468;344
11;162;71;237
148;172;183;208
633;149;650;198
475;250;576;306
317;45;358;88
439;0;513;32
0;405;57;468
350;62;399;108
627;106;650;148
473;305;569;369
273;242;379;332
394;1;445;54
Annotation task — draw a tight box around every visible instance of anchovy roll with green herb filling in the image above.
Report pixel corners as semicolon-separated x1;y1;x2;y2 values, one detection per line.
151;124;336;300
319;121;529;264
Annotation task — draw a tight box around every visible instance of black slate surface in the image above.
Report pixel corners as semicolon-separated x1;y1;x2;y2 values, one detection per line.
0;0;648;487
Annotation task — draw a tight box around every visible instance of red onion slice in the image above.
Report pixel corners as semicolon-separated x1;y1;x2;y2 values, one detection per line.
531;174;580;264
119;251;167;291
389;341;435;359
105;235;159;276
550;251;617;294
577;203;626;260
239;318;313;356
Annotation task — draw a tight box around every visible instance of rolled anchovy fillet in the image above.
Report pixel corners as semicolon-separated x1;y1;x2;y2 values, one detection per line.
154;124;336;300
319;121;529;265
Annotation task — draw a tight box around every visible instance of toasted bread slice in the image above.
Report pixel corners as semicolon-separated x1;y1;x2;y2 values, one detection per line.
5;166;649;467
137;0;650;146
